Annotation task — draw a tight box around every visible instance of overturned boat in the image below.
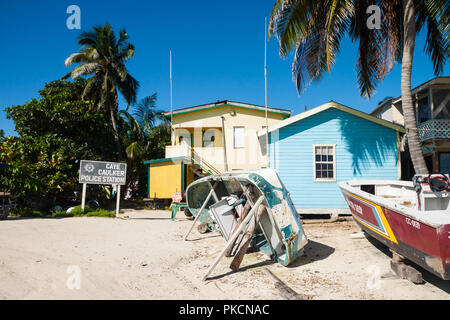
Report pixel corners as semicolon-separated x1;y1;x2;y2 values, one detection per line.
338;174;450;280
184;169;308;275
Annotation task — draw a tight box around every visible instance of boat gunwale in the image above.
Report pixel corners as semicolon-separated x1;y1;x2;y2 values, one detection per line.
338;180;450;228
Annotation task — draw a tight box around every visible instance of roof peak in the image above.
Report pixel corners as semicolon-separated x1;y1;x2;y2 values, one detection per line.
163;100;292;117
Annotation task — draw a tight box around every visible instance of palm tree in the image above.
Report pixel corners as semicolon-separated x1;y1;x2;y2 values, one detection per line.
63;22;139;161
269;0;448;175
119;94;169;195
121;93;167;160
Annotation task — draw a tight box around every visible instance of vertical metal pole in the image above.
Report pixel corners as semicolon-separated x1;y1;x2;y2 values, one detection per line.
170;50;174;145
202;195;265;281
81;183;87;212
264;17;269;167
221;116;228;172
116;185;121;217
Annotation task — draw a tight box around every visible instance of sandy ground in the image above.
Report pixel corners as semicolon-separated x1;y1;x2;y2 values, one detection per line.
0;209;448;300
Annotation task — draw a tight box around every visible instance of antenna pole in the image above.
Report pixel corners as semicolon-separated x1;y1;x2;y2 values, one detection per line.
264;17;269;167
170;50;174;141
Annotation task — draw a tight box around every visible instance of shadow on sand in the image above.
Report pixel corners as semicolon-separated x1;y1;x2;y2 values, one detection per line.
364;234;450;294
206;259;276;281
287;240;335;268
206;240;335;280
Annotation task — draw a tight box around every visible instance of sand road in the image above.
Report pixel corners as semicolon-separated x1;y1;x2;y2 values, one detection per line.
0;210;448;300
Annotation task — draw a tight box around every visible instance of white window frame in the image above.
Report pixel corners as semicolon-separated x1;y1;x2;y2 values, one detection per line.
313;144;336;182
233;127;245;149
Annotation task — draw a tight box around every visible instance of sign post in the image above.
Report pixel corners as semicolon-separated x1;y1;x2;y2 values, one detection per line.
116;185;121;217
81;183;87;211
79;160;127;217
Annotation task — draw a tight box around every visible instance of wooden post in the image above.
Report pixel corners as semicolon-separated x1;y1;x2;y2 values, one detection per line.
202;196;264;281
116;185;121;217
225;200;251;257
230;204;267;271
81;183;87;212
184;181;217;241
263;268;304;300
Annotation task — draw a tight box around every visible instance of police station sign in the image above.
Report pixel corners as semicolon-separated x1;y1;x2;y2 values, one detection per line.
79;160;127;185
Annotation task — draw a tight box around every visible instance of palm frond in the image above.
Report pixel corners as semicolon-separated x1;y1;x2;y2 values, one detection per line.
416;0;449;75
118;74;139;108
70;62;100;78
269;0;315;57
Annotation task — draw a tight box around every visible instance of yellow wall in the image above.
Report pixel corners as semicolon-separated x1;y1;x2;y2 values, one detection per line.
148;162;182;199
148;161;197;199
170;104;287;170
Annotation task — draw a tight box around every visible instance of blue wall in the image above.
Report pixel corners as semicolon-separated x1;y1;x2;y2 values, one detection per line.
269;108;399;209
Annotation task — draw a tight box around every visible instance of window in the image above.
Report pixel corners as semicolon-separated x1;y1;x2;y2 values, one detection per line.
178;134;191;147
418;96;430;123
234;127;245;148
314;145;336;181
432;89;450;119
440;153;450;174
202;129;215;147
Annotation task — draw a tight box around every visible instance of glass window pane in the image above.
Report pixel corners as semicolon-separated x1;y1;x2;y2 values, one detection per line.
418;95;430;123
316;164;320;170
432;89;450;119
316;147;321;155
440;152;450;174
328;171;334;178
328;155;333;162
316;155;321;162
234;127;245;148
322;171;328;178
328;164;333;170
322;164;327;170
316;171;322;178
321;155;327;161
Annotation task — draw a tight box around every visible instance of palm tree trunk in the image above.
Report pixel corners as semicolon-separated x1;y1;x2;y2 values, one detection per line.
401;0;428;175
110;106;123;161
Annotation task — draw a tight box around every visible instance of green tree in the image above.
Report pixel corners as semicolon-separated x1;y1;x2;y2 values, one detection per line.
269;0;448;174
63;22;139;161
1;79;116;210
119;94;170;196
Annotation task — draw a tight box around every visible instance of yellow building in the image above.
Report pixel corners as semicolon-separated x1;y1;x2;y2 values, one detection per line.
145;100;291;200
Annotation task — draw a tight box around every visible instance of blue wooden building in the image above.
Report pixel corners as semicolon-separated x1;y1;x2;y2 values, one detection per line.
259;101;406;215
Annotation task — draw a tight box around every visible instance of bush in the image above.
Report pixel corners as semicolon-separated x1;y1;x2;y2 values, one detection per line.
10;205;116;218
53;205;116;218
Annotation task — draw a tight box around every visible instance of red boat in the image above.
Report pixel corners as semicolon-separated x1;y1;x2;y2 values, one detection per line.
338;174;450;280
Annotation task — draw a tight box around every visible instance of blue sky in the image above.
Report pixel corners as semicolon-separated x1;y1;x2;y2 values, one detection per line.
0;0;448;136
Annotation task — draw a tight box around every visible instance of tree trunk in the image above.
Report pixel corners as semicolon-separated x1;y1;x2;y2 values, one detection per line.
401;0;429;175
110;106;123;161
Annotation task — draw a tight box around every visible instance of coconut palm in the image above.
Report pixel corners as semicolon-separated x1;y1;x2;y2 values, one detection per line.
63;22;139;161
119;94;169;195
269;0;448;174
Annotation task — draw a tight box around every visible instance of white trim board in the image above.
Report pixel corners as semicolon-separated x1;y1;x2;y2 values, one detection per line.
257;101;406;137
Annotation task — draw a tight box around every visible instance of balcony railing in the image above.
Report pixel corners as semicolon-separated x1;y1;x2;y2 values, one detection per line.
418;119;450;142
165;145;191;158
165;145;223;175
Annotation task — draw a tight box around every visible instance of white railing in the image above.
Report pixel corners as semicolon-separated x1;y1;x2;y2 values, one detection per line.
165;145;224;174
418;119;450;141
165;145;191;158
192;147;224;174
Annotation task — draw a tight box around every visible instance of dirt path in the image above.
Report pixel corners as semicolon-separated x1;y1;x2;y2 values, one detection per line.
0;210;448;299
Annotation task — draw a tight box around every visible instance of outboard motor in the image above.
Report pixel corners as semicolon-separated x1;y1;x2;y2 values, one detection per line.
412;173;450;212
